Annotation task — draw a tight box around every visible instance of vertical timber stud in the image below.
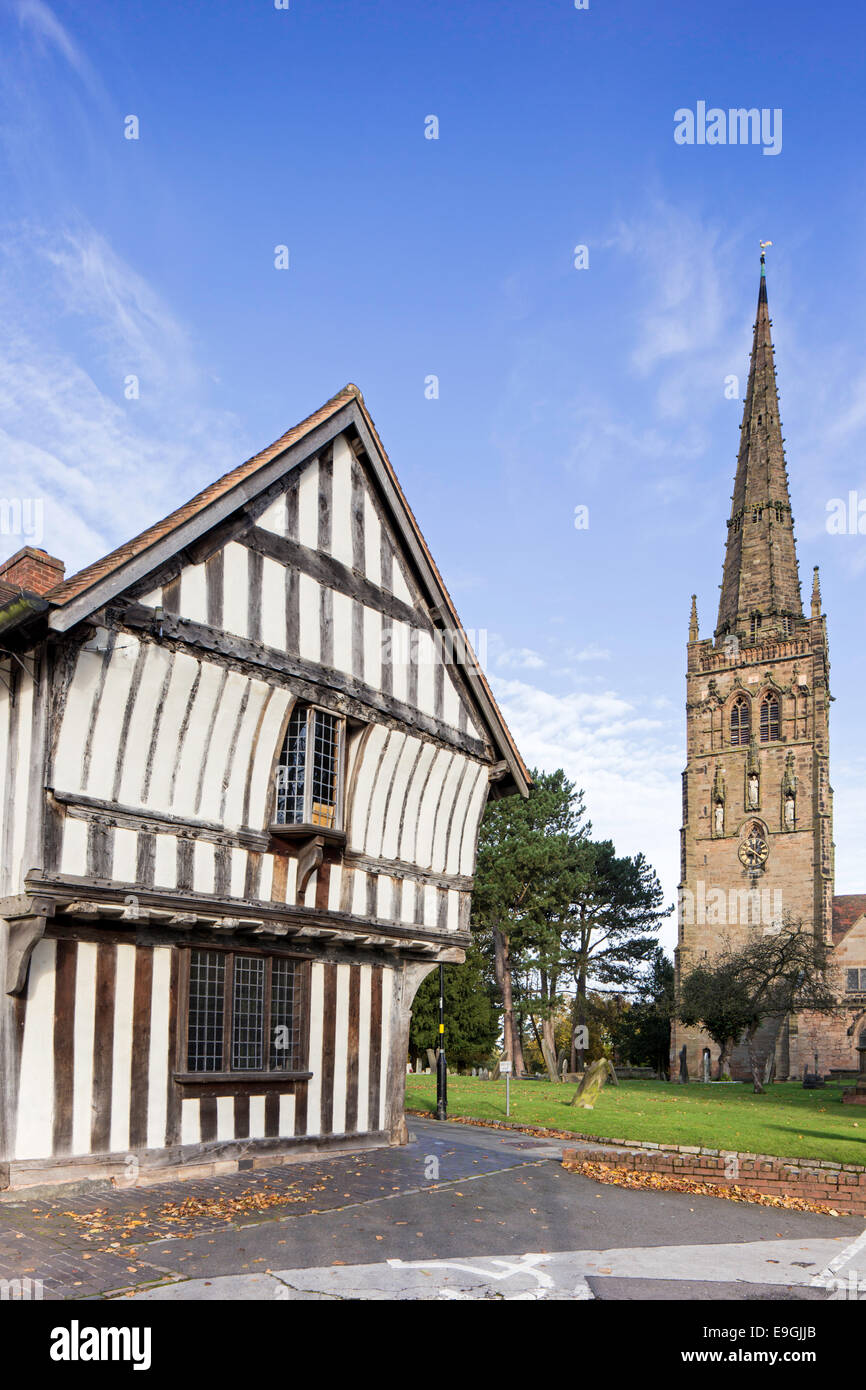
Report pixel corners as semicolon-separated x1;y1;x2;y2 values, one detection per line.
436;963;447;1121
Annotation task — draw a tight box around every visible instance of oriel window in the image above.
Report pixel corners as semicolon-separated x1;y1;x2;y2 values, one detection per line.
274;703;344;830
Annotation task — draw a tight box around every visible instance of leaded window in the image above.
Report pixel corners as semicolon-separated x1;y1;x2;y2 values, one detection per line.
187;950;225;1073
846;969;866;994
269;958;302;1070
186;948;305;1074
760;693;780;742
730;696;750;747
232;955;265;1070
274;704;344;829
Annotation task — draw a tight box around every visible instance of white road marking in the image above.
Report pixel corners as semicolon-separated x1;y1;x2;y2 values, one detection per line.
122;1236;852;1300
811;1224;866;1290
387;1251;558;1299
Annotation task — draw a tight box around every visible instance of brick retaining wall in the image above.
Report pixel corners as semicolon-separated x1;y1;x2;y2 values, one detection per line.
562;1142;866;1216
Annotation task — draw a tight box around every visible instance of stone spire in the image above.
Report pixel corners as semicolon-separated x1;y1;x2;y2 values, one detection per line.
716;254;803;640
689;594;699;642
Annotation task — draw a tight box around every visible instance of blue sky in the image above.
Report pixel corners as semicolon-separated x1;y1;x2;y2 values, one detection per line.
2;0;866;951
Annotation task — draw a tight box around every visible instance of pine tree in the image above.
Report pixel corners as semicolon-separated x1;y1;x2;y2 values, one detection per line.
409;938;499;1070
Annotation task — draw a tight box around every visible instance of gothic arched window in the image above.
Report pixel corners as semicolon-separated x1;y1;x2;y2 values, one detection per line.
730;696;750;747
274;703;344;829
760;693;780;743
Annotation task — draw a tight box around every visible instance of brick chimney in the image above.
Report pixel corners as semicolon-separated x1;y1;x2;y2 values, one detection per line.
0;547;65;596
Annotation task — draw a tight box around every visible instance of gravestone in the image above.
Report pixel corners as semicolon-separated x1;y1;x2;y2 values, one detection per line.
678;1045;689;1084
701;1048;711;1083
843;1037;866;1105
567;1058;618;1109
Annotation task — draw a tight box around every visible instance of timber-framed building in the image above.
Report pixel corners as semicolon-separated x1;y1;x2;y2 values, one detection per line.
0;385;529;1189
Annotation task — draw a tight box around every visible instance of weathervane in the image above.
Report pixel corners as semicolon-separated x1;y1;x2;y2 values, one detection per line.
760;239;773;263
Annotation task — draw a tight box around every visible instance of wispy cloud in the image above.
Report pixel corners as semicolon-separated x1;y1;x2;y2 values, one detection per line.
0;222;243;575
493;645;546;670
16;0;99;91
491;672;681;945
569;642;611;662
607;200;749;422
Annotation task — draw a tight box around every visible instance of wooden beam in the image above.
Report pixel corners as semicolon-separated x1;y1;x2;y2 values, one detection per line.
26;870;471;954
342;848;472;893
5;915;48;995
46;404;358;634
296;836;325;896
114;604;490;761
51;788;270;852
350;409;528;795
243;527;427;632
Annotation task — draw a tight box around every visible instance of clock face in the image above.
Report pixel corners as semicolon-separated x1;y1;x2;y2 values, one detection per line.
738;831;769;869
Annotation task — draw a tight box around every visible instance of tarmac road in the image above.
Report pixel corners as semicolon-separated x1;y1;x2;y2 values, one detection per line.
102;1118;865;1302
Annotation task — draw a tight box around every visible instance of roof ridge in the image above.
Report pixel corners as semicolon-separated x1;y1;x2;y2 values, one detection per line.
33;384;529;793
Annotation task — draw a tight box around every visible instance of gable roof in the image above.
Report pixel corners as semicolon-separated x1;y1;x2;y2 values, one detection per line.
48;386;360;610
833;894;866;945
15;384;529;795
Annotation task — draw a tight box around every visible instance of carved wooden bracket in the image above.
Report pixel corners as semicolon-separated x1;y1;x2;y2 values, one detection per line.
296;835;325;896
5;915;48;996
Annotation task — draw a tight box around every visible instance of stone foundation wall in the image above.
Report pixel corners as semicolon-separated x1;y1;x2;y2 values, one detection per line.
563;1141;866;1216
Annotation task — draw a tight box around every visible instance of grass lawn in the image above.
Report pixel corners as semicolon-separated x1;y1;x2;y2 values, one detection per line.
405;1074;866;1166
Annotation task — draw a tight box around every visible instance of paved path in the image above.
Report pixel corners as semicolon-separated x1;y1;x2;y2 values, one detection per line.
0;1118;862;1301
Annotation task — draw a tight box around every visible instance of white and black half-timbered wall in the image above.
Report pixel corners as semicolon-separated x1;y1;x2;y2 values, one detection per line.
0;385;528;1189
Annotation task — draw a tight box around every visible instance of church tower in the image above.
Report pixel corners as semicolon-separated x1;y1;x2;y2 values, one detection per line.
672;254;834;1080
